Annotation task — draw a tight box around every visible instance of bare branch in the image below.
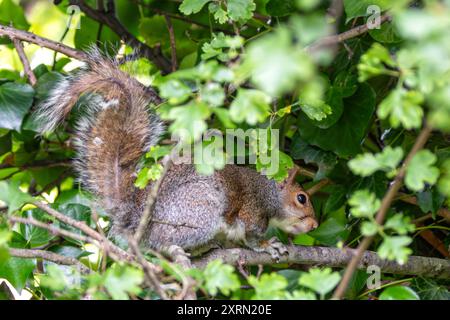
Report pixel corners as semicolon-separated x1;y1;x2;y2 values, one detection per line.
164;15;178;72
0;24;88;61
69;0;172;73
12;39;37;86
9;248;90;273
308;14;392;53
193;245;450;279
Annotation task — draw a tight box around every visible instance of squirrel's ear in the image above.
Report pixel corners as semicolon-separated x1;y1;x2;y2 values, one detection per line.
277;165;300;189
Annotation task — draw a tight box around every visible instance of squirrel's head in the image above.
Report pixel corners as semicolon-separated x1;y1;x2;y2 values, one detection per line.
271;166;318;235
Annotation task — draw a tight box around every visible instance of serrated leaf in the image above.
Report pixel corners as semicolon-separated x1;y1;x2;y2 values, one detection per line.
203;259;240;296
378;235;412;265
405;150;440;191
179;0;211;14
349;190;380;218
298;268;341;296
229;89;271;125
378;89;424;129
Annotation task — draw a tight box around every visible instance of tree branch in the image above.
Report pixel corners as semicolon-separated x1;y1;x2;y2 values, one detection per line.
332;124;434;299
193;245;450;279
9;248;90;274
0;24;88;61
308;14;392;53
69;0;172;73
12;39;37;86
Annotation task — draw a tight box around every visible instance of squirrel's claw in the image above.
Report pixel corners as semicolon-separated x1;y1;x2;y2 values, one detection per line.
167;245;192;269
253;237;288;262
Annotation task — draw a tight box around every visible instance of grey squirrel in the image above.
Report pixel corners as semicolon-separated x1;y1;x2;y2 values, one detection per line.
36;48;318;260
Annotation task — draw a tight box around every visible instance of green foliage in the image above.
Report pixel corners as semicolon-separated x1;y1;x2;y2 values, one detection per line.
0;0;448;301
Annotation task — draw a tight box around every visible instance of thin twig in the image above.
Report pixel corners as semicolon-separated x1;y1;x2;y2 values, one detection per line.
0;24;88;61
12;39;37;85
134;155;173;244
9;248;90;273
164;15;178;72
69;0;171;73
332;124;433;299
307;14;392;53
128;237;169;300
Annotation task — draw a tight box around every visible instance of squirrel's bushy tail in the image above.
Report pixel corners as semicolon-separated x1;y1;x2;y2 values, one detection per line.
37;47;163;227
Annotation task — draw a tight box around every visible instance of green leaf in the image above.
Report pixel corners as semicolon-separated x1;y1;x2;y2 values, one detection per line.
229;89;271;125
166;102;211;143
405;150;440;191
361;221;378;236
378;89;424;129
349;190;380;218
103;264;144;300
412;278;450;300
265;0;295;17
227;0;256;22
308;208;348;245
0;0;30;30
385;214;415;235
297;83;376;157
358;43;398;82
348;146;404;177
203;259;240;296
298;268;341;296
379;286;420;300
0;82;34;131
248;273;288;300
158;80;192;105
343;0;392;22
240;27;314;97
378;235;412;265
0;181;32;214
200;82;225;107
0;256;35;292
369;22;402;43
179;0;211;14
20;210;55;248
290;133;337;180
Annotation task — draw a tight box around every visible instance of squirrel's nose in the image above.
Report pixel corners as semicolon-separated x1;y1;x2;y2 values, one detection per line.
309;218;319;231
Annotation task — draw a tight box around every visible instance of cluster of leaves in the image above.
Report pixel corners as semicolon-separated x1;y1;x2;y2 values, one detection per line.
0;0;449;300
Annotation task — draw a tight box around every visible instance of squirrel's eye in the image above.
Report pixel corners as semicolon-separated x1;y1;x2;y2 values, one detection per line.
297;193;307;204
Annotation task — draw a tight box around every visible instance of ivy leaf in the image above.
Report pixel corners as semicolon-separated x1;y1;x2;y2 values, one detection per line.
405;150;440;191
0;82;34;131
379;286;420;300
0;256;35;292
298;268;341;296
103;264;144;300
343;0;392;22
348;190;380;218
378;235;413;265
248;273;288;300
291;133;337;180
179;0;211;14
203;260;240;296
378;89;424;129
349;146;404;177
0;181;33;214
229;89;271;125
0;0;30;30
297;83;376;157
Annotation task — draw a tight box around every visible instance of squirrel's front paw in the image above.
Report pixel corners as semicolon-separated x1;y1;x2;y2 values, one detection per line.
256;237;289;262
167;245;192;269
